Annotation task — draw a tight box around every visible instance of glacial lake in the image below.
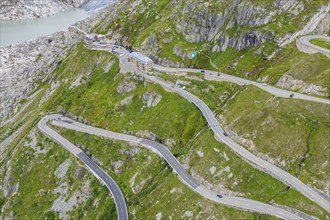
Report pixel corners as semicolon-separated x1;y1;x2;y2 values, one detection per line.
0;8;88;47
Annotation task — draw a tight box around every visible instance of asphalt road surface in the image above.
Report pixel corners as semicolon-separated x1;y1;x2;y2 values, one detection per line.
38;115;128;220
48;114;305;220
101;43;329;105
152;65;330;105
38;36;329;217
298;35;330;57
99;43;330;212
139;72;330;213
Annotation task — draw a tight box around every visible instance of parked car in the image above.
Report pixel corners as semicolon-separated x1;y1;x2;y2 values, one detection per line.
223;132;228;137
290;93;294;98
217;194;223;198
200;70;205;73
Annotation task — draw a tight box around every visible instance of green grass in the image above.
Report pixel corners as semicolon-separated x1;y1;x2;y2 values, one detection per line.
0;42;120;219
2;132;71;219
1;29;328;219
224;86;330;194
150;72;330;218
49;61;206;151
53;127;263;219
158;71;241;110
207;42;330;95
2;130;128;220
310;38;330;50
260;43;330;93
188;129;328;219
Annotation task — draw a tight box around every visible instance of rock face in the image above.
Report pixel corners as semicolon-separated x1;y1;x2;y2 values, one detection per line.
0;0;88;21
223;125;288;169
0;28;84;122
99;0;328;56
0;0;116;123
116;81;137;94
313;13;330;34
141;91;162;108
111;160;123;174
173;1;278;51
276;74;328;96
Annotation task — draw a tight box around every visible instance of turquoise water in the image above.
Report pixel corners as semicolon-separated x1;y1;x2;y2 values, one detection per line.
0;8;88;47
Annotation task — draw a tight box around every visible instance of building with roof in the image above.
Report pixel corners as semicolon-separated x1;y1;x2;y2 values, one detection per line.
84;34;107;44
128;52;153;72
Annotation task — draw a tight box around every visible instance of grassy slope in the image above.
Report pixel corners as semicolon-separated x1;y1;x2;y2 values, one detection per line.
1;34;328;219
259;43;330;92
52;70;206;152
188;130;328;219
0;133;116;219
146;72;330;219
3;41;319;218
155;61;329;203
55;128;261;219
0;43;118;219
1;42;255;219
223;86;330;194
310;38;330;50
44;44;327;218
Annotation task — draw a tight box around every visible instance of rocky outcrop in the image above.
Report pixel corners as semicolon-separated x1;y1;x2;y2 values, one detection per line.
0;0;88;21
150;56;185;68
121;95;134;106
313;12;330;34
131;130;157;141
116;81;137;94
54;159;72;179
0;28;84;122
277;4;330;47
223;125;288;169
50;179;93;219
173;1;277;51
98;0;328;63
128;130;176;148
276;74;328;97
111;160;123;175
141;91;162;108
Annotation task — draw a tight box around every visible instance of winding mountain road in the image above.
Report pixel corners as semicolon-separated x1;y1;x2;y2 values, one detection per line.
37;32;329;218
41;114;305;220
38;115;128;220
152;64;330;105
90;39;330;212
297;35;330;58
136;69;330;213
